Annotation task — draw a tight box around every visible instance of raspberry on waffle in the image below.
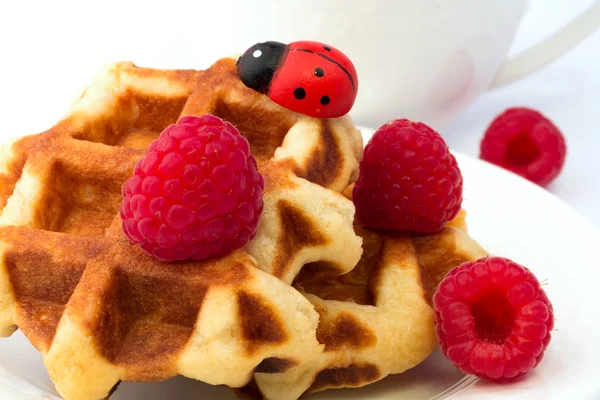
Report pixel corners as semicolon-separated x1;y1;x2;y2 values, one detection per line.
250;195;489;400
0;58;363;399
353;119;463;233
120;114;267;261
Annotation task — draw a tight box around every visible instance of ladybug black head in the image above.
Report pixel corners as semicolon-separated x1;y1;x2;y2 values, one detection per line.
236;41;287;94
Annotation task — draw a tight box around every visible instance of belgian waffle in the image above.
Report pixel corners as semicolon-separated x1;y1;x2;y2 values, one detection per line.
251;202;489;399
180;58;364;283
0;58;363;399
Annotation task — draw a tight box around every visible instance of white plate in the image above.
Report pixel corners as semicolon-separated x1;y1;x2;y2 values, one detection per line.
1;128;600;400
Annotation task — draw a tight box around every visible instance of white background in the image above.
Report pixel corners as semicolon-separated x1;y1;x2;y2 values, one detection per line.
0;0;599;226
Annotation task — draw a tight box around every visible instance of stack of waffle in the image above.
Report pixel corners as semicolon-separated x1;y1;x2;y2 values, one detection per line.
0;57;486;400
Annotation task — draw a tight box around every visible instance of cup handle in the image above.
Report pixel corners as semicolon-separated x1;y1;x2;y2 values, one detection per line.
490;0;600;89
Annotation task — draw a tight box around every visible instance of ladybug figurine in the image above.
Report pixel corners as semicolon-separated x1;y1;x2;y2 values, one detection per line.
236;40;358;118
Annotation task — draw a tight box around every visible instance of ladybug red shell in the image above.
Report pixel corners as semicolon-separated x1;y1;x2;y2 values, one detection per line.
236;41;358;118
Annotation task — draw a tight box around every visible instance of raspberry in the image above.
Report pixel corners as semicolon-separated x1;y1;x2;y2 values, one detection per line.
433;257;554;382
480;107;566;187
120;114;264;261
353;119;462;233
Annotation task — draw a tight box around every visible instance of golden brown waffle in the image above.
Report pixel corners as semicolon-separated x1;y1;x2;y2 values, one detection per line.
0;58;363;399
0;225;322;399
250;204;488;400
181;58;363;284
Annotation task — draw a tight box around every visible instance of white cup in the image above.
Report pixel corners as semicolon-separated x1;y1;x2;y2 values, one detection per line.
263;0;600;128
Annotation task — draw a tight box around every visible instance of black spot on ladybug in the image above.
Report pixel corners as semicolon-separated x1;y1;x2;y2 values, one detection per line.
294;87;307;100
316;53;355;93
314;68;324;77
323;46;332;51
320;96;330;105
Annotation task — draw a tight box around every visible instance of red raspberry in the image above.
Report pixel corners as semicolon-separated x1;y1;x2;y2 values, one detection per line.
433;257;554;382
120;114;264;261
480;107;566;187
353;119;462;233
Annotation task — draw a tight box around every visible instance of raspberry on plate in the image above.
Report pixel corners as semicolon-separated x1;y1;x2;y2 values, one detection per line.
433;257;554;382
480;107;566;187
353;119;463;233
120;114;264;261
